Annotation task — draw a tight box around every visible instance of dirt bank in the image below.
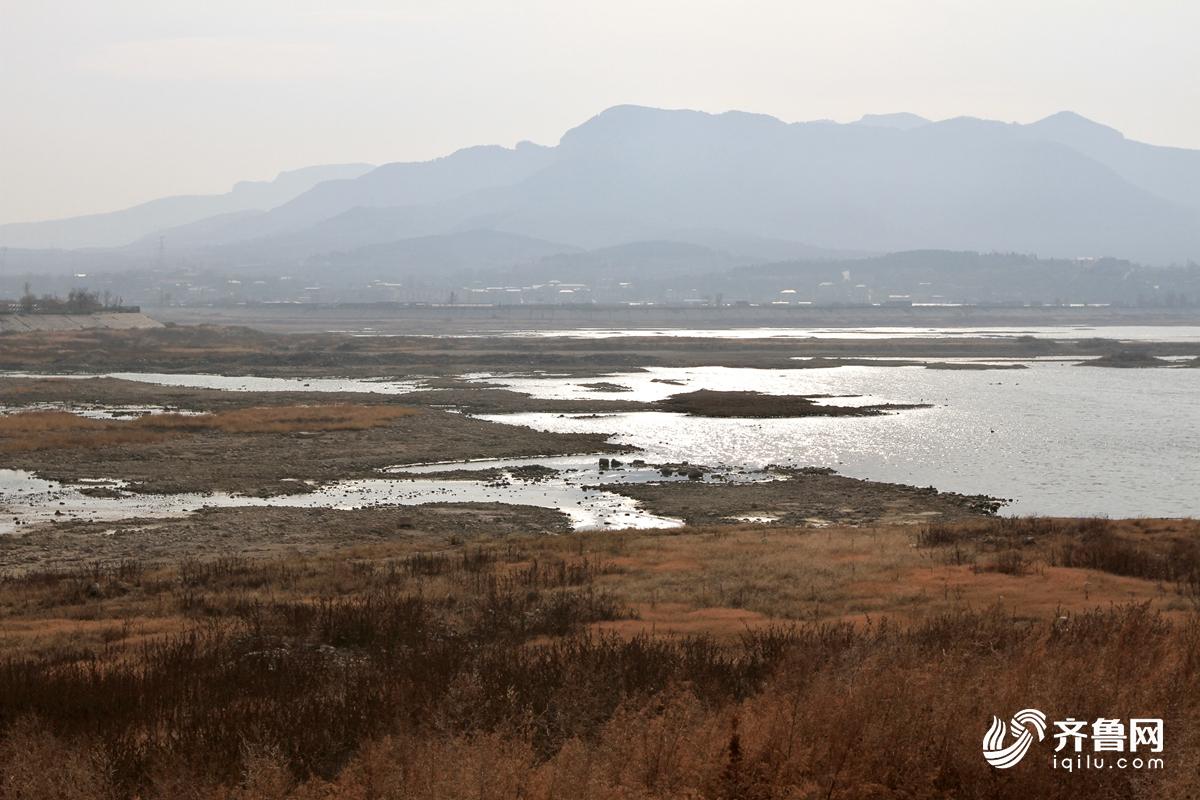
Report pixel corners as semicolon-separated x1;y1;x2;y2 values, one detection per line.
2;323;1196;377
0;312;161;333
0;376;655;416
1;406;626;495
604;469;1002;526
0;504;569;573
656;389;924;417
1078;350;1175;367
153;302;1200;334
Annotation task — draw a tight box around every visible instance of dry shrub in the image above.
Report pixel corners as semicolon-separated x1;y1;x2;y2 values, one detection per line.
1051;530;1200;583
0;716;113;799
1;534;1196;799
0;410;165;451
0;605;1194;799
179;405;417;434
303;606;1197;800
916;516;1092;548
0;405;417;451
973;548;1031;575
915;521;967;547
917;517;1138;577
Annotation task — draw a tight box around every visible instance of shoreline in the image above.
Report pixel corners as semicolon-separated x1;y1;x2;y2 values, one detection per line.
148;302;1200;335
0;322;1194;565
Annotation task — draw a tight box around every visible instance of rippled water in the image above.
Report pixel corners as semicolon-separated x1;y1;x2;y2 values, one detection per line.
1;372;424;394
475;364;1200;518
490;325;1200;342
3;326;1197;523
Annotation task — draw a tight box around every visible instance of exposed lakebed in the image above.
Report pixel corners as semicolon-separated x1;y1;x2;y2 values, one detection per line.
2;333;1198;526
0;456;771;534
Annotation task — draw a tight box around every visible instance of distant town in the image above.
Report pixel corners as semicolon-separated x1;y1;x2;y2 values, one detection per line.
4;250;1197;312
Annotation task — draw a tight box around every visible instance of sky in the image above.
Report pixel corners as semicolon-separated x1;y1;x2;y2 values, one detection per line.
2;0;1198;224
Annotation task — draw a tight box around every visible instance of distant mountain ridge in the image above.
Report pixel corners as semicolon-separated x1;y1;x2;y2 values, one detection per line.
176;105;1200;265
0;163;374;250
6;106;1200;274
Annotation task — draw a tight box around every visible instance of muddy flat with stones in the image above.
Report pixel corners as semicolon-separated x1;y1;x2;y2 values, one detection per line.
17;319;1195;564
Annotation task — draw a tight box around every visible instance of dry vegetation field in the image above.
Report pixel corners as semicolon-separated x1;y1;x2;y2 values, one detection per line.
0;406;418;452
1;324;1198;797
0;516;1196;799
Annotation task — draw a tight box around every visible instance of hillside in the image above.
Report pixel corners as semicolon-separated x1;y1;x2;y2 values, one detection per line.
164;105;1200;266
0;163;373;250
7;106;1200;277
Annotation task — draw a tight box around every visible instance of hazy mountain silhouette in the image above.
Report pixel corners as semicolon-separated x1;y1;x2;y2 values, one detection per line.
0;163;374;250
9;106;1200;274
499;239;801;285
852;112;931;130
181;105;1199;265
309;229;577;277
170;143;556;249
1022;110;1200;216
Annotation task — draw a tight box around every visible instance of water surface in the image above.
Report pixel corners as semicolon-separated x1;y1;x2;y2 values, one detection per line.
1;456;771;533
480;325;1200;342
475;364;1200;518
1;372;424;394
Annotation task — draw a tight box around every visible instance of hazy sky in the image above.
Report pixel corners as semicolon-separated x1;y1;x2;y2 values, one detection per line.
3;0;1198;224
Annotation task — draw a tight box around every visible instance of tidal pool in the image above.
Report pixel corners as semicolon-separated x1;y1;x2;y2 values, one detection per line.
0;403;204;419
0;456;774;534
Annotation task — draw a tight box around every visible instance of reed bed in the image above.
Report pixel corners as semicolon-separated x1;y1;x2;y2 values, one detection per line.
0;521;1195;798
0;405;417;451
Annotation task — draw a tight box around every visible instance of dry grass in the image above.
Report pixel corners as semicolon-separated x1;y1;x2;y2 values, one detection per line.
0;405;418;451
574;519;1200;629
0;517;1196;798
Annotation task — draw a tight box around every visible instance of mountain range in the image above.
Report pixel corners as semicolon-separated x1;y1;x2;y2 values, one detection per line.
0;163;373;251
5;106;1200;275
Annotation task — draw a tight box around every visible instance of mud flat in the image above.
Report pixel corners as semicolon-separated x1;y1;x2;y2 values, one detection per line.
1078;350;1175;367
655;389;924;417
0;466;1002;572
604;468;1002;526
153;302;1200;335
0;405;627;495
0;504;570;573
0;376;655;416
3;323;1198;378
10;322;1173;549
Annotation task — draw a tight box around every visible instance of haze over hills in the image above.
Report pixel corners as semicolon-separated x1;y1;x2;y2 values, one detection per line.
5;105;1200;283
0;163;374;250
308;229;579;279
